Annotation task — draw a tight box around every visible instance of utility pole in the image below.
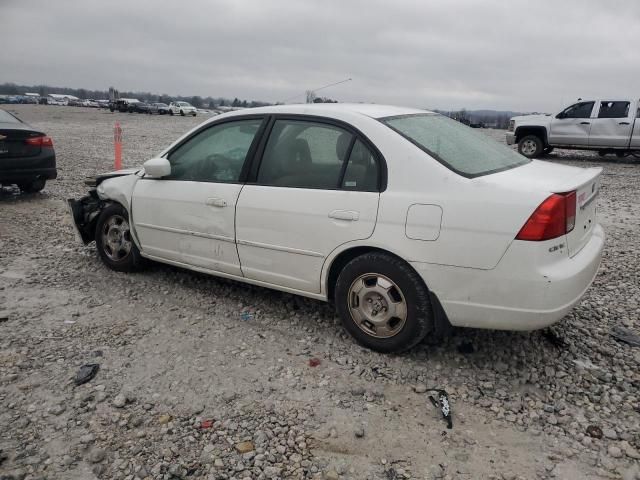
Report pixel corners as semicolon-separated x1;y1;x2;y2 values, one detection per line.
281;78;352;104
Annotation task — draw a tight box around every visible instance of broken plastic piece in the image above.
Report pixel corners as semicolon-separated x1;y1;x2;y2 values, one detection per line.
75;363;100;386
611;326;640;347
308;358;321;367
428;389;453;429
199;419;214;429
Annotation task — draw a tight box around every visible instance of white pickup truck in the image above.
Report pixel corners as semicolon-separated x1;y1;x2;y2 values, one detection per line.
507;98;640;159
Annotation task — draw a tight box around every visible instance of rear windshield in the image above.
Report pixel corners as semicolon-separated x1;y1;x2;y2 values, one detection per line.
0;109;21;124
381;114;529;178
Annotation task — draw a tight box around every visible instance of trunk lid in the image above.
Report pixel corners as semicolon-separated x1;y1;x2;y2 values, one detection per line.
482;160;602;256
0;127;44;158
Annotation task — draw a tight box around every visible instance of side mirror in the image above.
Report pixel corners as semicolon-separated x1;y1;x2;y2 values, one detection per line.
143;157;171;178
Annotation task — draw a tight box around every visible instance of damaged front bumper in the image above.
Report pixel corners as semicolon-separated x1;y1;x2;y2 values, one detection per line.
67;190;104;244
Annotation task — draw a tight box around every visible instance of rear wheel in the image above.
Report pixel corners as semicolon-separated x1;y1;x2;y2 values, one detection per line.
18;177;46;193
95;204;144;272
518;135;544;158
334;252;433;353
169;109;174;116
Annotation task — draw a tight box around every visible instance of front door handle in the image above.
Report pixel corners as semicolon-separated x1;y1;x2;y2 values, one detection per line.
329;210;359;221
206;197;227;208
619;121;630;125
580;121;590;125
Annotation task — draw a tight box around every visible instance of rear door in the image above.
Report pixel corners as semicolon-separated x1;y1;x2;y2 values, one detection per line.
235;117;382;293
549;101;595;145
589;101;633;147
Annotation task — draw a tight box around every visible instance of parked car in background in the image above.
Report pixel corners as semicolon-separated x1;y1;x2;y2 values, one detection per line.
68;104;604;353
96;100;110;109
128;101;153;113
0;108;56;193
507;98;640;158
110;98;139;112
169;101;197;116
154;103;170;115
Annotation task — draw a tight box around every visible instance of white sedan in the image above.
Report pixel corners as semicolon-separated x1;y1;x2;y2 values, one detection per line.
68;104;604;352
168;101;197;116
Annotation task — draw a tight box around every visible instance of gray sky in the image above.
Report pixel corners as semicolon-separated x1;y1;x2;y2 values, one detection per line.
2;0;639;112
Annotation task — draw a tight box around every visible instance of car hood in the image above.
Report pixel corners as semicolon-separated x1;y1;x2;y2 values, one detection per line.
86;168;140;187
511;114;552;125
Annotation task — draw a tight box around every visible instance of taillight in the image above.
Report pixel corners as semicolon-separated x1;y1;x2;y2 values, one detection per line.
516;191;576;241
25;135;54;147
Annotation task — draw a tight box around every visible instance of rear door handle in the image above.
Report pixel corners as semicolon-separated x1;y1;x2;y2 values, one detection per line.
619;121;630;125
329;210;359;221
580;121;590;125
206;197;227;208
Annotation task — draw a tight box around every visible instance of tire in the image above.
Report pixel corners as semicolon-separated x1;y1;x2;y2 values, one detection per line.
334;252;433;353
518;135;544;158
169;110;174;116
192;112;197;117
180;110;185;116
18;177;46;193
95;203;144;273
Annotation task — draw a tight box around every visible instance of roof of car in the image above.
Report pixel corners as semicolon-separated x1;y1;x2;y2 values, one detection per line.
228;103;432;119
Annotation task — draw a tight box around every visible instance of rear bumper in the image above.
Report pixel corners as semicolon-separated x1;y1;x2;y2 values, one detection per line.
0;151;57;183
506;132;516;145
411;224;605;330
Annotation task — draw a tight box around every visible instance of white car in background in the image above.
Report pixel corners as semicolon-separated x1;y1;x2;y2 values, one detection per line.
169;101;197;116
68;104;604;353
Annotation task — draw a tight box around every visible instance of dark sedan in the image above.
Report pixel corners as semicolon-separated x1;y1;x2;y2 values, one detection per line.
0;109;56;193
128;102;158;114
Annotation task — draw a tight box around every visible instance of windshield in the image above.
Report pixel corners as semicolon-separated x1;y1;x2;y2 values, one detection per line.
381;114;529;178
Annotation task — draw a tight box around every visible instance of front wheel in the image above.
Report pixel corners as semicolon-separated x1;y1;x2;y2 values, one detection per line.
169;110;174;116
334;252;433;353
518;135;544;158
95;204;144;272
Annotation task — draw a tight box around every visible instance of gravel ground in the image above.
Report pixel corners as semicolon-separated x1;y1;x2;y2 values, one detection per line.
1;105;639;480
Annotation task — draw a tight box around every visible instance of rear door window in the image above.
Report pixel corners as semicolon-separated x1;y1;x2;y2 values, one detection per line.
597;101;630;118
257;120;352;189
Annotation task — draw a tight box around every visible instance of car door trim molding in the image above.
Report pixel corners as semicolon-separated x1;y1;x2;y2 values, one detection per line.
236;239;323;258
136;222;235;243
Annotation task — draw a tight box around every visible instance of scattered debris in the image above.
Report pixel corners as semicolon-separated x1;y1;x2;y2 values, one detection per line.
239;311;253;321
457;341;475;354
428;389;453;429
158;414;172;425
586;425;603;439
542;329;565;349
199;419;214;429
308;357;321;367
64;320;76;325
235;441;254;454
0;313;9;323
74;363;100;386
354;425;365;438
611;326;640;347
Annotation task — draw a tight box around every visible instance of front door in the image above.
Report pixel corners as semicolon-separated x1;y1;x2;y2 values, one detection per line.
589;101;633;147
132;118;265;275
549;101;595;145
236;118;381;293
